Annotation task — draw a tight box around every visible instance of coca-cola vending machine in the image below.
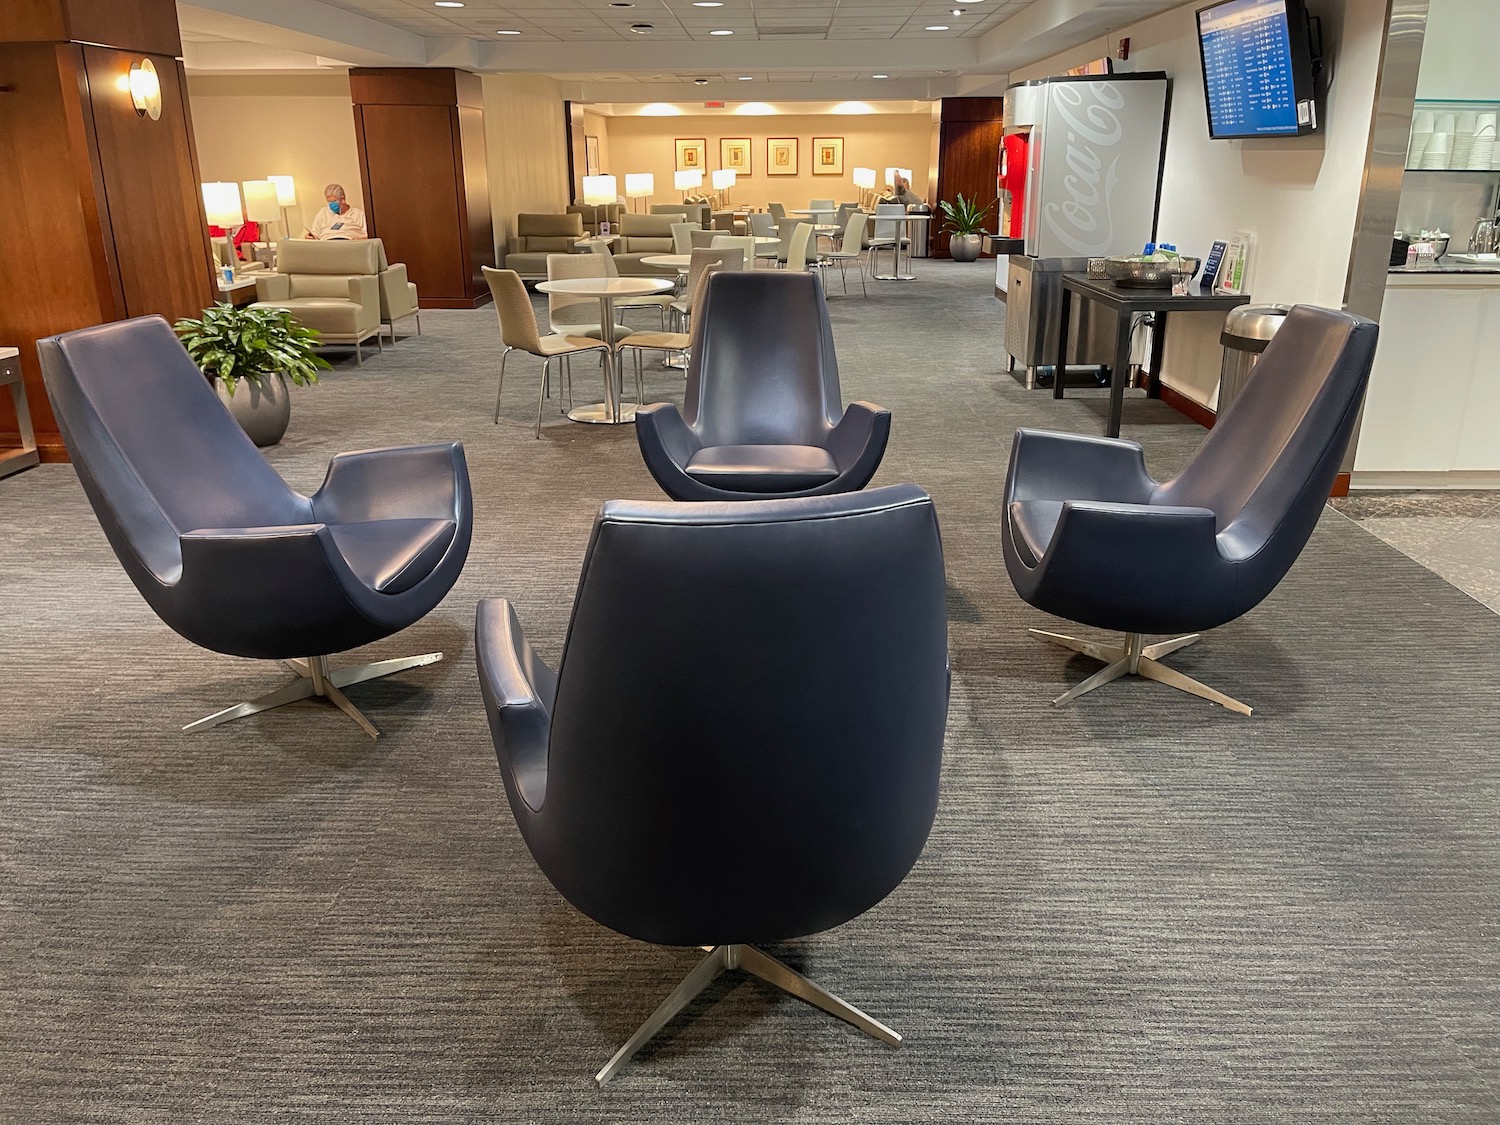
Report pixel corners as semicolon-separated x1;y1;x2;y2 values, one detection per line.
1001;72;1170;387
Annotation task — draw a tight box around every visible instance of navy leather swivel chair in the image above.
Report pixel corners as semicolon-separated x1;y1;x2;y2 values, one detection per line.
1001;305;1378;715
39;315;472;738
635;270;890;500
475;485;948;1083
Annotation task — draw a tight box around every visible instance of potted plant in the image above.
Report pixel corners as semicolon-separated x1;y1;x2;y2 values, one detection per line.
174;305;328;447
938;193;995;263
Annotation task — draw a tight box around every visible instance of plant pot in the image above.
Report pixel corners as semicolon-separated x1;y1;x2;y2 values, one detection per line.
216;373;291;447
949;233;982;262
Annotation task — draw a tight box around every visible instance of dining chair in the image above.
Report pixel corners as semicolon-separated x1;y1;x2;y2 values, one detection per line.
544;253;635;343
584;241;673;329
670;222;696;255
670;247;744;330
709;235;756;268
773;217;801;266
484;266;609;436
819;213;868;297
768;202;787;222
808;198;835;211
785;223;817;275
688;228;720;249
617;260;730;401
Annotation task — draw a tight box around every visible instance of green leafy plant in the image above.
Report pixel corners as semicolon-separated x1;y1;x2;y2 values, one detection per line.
173;305;330;397
938;193;995;236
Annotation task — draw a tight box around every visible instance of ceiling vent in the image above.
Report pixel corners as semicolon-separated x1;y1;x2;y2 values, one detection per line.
756;25;829;38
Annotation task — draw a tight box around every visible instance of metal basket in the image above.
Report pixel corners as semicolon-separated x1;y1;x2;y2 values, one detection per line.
1086;258;1110;279
1102;255;1201;289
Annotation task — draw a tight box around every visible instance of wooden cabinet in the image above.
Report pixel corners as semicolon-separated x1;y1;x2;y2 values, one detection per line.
931;98;1003;259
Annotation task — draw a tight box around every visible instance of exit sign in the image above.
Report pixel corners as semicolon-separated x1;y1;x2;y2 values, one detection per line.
704;101;725;108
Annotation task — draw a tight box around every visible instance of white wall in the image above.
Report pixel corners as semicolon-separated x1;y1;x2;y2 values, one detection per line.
482;74;573;252
1415;0;1500;100
188;75;365;237
1012;0;1390;407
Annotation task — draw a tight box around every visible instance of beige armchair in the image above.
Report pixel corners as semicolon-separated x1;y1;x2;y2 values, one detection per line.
371;238;421;342
250;239;382;364
650;203;709;228
611;214;679;276
505;213;586;281
567;202;625;237
211;237;267;276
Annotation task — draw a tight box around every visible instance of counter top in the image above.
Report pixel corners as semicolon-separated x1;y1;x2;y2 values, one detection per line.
1389;261;1500;275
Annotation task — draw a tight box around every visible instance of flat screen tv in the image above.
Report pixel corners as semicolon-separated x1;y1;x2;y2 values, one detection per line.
1196;0;1319;139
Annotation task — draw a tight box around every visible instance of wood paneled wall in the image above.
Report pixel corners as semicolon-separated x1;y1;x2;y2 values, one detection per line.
931;97;1005;258
350;68;495;309
0;0;214;460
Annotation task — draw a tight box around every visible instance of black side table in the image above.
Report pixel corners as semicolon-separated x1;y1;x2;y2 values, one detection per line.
1055;274;1251;438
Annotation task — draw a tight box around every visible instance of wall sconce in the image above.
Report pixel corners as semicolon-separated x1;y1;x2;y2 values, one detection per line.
128;59;161;120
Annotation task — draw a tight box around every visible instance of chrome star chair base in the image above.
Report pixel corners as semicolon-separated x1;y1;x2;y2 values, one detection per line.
182;652;443;739
595;943;901;1086
1031;629;1252;716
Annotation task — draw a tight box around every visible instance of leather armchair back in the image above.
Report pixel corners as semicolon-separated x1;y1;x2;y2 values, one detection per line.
684;270;842;447
522;485;949;946
618;213;676;252
516;213;585;253
37;317;308;592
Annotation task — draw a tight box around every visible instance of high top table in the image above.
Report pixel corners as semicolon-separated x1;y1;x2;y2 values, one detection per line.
1054;273;1251;438
867;212;931;281
534;276;673;424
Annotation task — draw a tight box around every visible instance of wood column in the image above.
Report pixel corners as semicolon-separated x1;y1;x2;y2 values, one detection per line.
349;68;494;310
931;97;1005;259
0;0;216;462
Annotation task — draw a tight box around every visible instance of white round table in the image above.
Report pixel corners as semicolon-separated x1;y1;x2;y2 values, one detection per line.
868;213;932;281
534;276;673;424
640;253;692;272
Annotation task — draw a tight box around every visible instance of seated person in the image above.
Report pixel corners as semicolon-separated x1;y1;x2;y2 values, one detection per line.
305;183;368;240
886;174;923;208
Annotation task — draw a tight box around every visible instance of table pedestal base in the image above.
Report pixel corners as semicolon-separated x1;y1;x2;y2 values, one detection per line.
569;403;639;424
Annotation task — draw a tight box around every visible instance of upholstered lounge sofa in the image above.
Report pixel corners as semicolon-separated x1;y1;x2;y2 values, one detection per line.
505;213;585;281
610;213;680;276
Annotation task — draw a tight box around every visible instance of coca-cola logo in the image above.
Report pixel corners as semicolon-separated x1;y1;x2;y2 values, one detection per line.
1043;82;1126;256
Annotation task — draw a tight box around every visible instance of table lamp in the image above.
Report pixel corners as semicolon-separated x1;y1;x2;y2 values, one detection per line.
625;173;654;214
853;167;876;208
268;175;297;237
675;169;703;202
711;168;735;207
241;179;281;245
582;174;617;235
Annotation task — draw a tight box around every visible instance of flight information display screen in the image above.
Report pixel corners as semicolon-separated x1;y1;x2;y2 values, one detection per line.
1197;0;1310;138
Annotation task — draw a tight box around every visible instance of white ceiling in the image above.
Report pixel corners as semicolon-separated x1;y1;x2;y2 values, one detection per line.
177;0;1191;100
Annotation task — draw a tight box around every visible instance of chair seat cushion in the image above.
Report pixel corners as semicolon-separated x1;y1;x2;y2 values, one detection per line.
686;445;839;492
329;517;457;594
1008;500;1064;567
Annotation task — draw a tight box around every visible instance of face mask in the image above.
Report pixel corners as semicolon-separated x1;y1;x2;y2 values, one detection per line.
328;201;342;214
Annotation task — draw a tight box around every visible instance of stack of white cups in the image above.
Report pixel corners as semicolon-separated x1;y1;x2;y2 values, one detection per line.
1472;113;1497;170
1451;111;1477;170
1408;110;1434;169
1422;131;1453;170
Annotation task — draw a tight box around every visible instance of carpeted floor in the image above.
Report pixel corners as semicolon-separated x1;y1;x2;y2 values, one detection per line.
3;259;1499;1123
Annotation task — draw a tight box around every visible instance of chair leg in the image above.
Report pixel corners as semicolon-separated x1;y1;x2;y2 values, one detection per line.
859;256;868;298
1029;628;1250;715
415;311;422;335
536;357;550;438
354;340;363;366
594;943;900;1086
182;652;443;739
494;347;511;423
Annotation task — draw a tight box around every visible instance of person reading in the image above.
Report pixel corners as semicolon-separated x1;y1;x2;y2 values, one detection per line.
305;183;368;240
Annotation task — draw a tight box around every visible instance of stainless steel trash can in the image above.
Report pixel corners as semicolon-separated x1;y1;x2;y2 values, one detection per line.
1218;304;1291;417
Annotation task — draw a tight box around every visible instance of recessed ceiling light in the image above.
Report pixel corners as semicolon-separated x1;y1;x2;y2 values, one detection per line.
692;2;724;6
630;23;654;32
709;29;733;35
925;25;950;31
434;1;463;7
738;75;753;80
693;78;709;85
495;28;521;34
950;8;966;14
871;73;889;79
609;2;633;6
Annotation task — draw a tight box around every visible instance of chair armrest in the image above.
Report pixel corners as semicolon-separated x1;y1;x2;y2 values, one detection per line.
347;273;379;310
635;403;719;501
826;401;891;485
311;442;469;526
254;274;290;301
178;523;364;628
475;598;555;813
1005;427;1157;507
1037;502;1221;596
378;263;415;316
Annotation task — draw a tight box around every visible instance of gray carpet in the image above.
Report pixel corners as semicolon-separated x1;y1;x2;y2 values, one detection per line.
3;260;1499;1123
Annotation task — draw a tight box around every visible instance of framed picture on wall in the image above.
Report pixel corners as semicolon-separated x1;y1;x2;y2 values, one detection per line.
720;137;752;176
675;138;708;172
584;135;600;177
766;138;798;176
812;136;844;176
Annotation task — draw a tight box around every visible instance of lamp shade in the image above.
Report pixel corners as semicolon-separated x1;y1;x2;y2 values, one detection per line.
268;175;297;207
884;167;898;187
674;170;703;191
625;173;654;198
711;169;736;190
853;167;876;189
583;174;617;206
241;180;281;223
201;182;244;229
